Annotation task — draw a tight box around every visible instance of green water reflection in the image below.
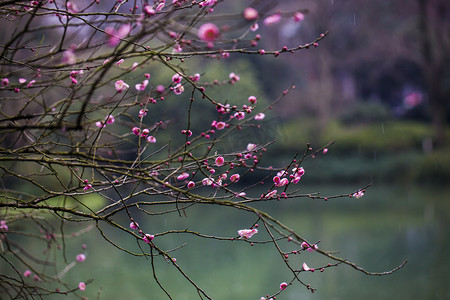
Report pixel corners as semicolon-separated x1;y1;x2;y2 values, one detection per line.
49;184;450;299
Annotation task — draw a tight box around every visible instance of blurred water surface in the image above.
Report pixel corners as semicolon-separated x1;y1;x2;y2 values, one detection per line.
57;183;449;300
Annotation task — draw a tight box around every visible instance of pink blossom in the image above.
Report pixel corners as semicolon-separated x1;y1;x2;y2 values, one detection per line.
229;72;240;83
302;262;310;271
352;190;365;199
78;282;86;291
323;148;328;154
96;121;104;128
116;59;124;66
27;80;36;88
191;73;201;81
236;192;246;197
143;4;156;16
141;128;150;137
187;181;195;188
215;156;225;167
1;78;9;86
248;96;257;104
130;221;139;229
135;79;149;91
263;13;281;26
293;12;305;22
76;254;86;262
19;78;27;84
172;73;182;83
0;220;8;231
143;234;154;244
83;184;92;191
254;113;265;120
147;136;156;143
279;282;288;290
198;23;220;43
156;2;165;11
139;108;148;119
230;174;240;182
243;7;259;20
177;172;189;181
106;115;115;124
115;80;129;93
265;190;277;198
234;111;245;120
238;228;258;239
247;143;257;152
250;23;259;32
23;270;32;277
131;62;139;71
202;178;213;185
181;129;192;137
156;85;165;93
215;121;226;130
62;49;76;64
132;127;140;135
105;24;131;47
173;83;184;95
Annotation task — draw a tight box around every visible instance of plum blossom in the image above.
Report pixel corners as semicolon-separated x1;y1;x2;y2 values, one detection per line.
23;270;32;277
143;4;156;16
198;23;220;43
229;72;240;83
302;262;312;271
248;95;257;104
352;190;365;199
78;282;86;291
187;181;195;188
215;121;226;130
62;49;76;64
264;13;281;26
250;23;259;32
130;221;139;229
202;177;213;185
143;234;154;244
254;113;265;120
238;228;258;239
247;143;257;152
172;73;182;83
265;190;277;198
132;127;140;135
147;136;156;143
234;111;245;120
76;254;86;262
115;80;129;93
293;12;305;22
191;73;201;81
106;115;115;124
215;156;225;167
236;192;246;197
141;128;150;137
177;172;189;181
280;282;288;290
105;24;131;47
0;220;8;231
156;85;165;93
243;7;258;20
173;83;184;95
1;78;9;86
135;79;149;91
230;174;240;182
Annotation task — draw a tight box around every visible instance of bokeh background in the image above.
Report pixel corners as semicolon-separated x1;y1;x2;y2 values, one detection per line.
2;0;449;299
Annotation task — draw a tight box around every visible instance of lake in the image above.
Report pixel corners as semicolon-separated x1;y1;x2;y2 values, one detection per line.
48;182;450;300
